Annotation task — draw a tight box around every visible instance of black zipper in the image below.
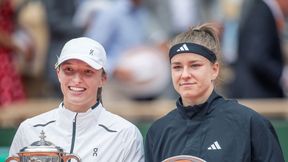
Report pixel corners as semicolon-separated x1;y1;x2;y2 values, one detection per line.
68;102;98;159
70;113;78;154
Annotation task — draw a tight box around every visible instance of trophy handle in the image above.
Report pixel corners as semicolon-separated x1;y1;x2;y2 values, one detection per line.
63;154;81;162
5;156;20;162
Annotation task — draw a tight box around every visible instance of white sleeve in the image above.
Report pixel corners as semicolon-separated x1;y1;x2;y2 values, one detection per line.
123;125;145;162
8;122;27;157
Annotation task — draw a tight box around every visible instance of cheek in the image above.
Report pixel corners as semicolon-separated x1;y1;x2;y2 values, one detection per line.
195;70;212;84
171;72;180;84
58;76;72;90
58;74;68;84
88;77;102;88
57;70;69;84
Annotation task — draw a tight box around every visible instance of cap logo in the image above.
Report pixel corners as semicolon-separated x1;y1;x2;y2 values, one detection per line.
89;49;94;56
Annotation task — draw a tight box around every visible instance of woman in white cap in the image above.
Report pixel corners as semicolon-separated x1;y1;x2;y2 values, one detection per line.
8;37;144;162
144;23;285;162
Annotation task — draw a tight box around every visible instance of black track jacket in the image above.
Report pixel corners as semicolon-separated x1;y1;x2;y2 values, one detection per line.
145;91;284;162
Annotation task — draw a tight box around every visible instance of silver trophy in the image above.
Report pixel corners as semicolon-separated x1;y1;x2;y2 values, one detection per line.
6;131;81;162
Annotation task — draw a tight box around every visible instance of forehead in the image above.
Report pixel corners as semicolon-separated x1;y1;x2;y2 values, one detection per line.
171;53;208;63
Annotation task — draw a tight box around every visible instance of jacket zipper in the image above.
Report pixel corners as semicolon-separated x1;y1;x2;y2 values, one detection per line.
70;113;78;154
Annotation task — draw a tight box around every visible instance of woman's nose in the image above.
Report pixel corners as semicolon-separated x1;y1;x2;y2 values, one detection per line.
181;67;190;79
72;73;83;83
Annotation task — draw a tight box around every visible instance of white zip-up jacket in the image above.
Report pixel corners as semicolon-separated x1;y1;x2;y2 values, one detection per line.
9;102;144;162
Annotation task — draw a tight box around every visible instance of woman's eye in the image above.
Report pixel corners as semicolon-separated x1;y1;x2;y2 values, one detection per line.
172;66;182;69
84;69;94;76
63;67;74;74
191;64;201;68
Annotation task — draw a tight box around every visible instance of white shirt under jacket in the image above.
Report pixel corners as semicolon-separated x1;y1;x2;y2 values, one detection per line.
9;102;144;162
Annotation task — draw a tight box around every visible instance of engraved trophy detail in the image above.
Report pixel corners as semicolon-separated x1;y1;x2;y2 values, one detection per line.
6;130;81;162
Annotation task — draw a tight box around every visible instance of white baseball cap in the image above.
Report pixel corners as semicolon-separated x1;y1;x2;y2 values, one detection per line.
55;37;107;70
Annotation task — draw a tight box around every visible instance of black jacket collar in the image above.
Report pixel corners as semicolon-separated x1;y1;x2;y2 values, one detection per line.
176;90;221;119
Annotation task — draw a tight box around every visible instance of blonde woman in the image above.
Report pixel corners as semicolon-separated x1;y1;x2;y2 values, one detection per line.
144;23;284;162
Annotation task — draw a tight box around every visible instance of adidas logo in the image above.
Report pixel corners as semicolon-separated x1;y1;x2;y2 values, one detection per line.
208;141;221;150
177;43;189;52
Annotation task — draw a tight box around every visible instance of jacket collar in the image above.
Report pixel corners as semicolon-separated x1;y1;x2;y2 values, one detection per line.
57;102;103;131
176;90;221;119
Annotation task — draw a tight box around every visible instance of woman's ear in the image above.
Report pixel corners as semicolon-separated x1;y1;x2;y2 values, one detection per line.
56;68;61;83
211;62;219;80
99;69;108;87
100;71;108;87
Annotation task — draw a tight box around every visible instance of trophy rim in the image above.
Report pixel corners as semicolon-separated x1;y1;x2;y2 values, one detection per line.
162;155;206;162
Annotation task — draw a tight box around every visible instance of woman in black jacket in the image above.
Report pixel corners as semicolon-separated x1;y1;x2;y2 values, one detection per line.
144;23;285;162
